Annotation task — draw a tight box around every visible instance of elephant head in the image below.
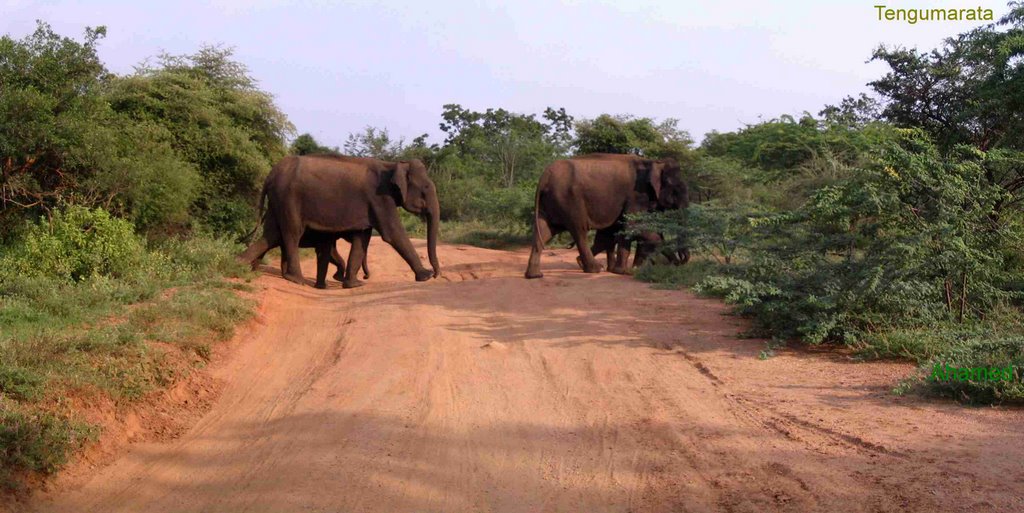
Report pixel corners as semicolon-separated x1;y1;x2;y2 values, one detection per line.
389;159;441;277
646;158;688;211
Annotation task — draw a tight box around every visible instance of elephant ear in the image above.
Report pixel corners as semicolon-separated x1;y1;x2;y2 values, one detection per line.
646;160;664;201
390;162;410;206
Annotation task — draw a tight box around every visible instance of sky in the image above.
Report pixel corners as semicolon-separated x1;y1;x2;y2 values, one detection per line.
0;0;1006;148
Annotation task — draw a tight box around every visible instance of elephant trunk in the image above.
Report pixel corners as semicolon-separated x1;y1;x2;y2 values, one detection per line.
427;192;441;277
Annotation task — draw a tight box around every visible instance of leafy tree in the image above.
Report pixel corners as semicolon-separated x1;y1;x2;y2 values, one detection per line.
0;22;199;236
343;126;415;160
574;114;694;163
439;104;568;188
870;4;1024;209
106;45;293;237
290;133;338;155
819;93;881;128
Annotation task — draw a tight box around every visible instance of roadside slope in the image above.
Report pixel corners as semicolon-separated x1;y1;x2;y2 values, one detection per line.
27;239;1024;512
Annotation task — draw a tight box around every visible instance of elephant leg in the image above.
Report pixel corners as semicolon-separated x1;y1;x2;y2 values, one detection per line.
632;232;661;269
314;244;332;289
633;240;653;268
238;216;281;270
571;224;600;274
610;234;632;274
331;243;347;282
581;229;615;271
377;215;431;281
525;215;556;279
361;236;371;279
238;236;271;270
677;247;690;265
342;229;371;289
279;230;305;286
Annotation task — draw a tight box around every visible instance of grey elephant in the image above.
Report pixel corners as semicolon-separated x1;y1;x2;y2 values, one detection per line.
239;155;440;289
296;229;371;284
524;153;687;279
632;232;690;267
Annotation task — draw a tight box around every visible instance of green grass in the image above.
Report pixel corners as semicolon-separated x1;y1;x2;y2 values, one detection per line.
0;236;256;489
633;257;717;289
399;215;532;250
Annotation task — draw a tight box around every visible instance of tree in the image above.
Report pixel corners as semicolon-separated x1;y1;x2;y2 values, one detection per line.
0;22;200;236
290;133;338;155
438;104;565;188
819;93;881;128
574;114;694;163
107;45;293;237
343;126;410;160
870;4;1024;209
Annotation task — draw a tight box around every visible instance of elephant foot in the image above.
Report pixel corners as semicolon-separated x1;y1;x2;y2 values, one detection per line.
415;269;433;282
333;271;346;282
314;281;328;289
342;279;364;289
608;266;629;275
283;272;306;285
524;270;544;279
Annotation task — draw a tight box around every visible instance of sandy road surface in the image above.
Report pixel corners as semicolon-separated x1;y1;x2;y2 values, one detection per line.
25;239;1024;512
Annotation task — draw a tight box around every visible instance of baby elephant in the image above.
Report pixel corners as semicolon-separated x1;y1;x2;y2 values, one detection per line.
632;232;689;267
287;229;371;289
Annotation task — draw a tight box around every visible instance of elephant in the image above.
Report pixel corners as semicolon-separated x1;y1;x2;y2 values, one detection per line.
293;229;371;287
524;153;687;279
238;154;441;288
573;230;688;272
633;232;690;267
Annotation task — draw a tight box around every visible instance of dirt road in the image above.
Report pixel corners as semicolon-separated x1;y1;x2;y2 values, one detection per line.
26;239;1024;512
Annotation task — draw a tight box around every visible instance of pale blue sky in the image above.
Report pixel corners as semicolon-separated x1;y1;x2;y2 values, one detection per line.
1;1;1005;147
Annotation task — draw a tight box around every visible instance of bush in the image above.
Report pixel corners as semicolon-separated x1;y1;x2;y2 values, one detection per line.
0;407;94;483
0;367;45;401
921;337;1024;404
0;206;153;282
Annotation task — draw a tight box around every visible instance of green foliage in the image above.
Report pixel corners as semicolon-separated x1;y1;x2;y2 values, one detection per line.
0;206;150;282
574;114;695;164
0;367;45;401
0;225;254;484
711;130;1014;343
921;337;1024;404
639;122;1024;366
108;46;292;238
0;24;291;239
0;407;95;484
289;133;338;155
870;6;1024;210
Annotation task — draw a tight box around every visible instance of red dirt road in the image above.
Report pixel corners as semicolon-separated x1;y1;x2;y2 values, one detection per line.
25;240;1024;512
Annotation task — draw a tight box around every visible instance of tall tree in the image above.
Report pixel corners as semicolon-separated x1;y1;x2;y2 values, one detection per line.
870;4;1024;209
290;133;338;155
343;126;411;160
574;114;694;162
107;45;293;237
438;104;566;188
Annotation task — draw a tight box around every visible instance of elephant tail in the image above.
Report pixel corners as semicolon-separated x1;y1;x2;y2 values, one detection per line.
238;182;269;244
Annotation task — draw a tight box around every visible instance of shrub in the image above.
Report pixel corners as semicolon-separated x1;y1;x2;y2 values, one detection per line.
0;407;94;481
0;367;45;401
921;337;1024;404
0;206;152;282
